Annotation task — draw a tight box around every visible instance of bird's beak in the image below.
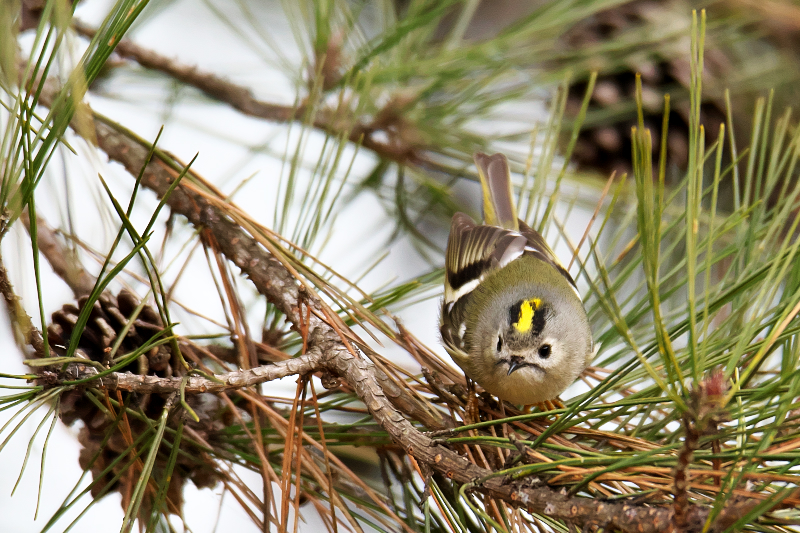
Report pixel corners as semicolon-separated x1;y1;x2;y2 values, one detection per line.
505;357;544;376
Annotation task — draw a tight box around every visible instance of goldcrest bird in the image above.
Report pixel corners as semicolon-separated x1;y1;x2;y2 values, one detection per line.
440;152;593;406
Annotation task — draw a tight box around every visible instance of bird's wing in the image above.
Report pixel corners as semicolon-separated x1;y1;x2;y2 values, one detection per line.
443;212;527;307
517;219;580;297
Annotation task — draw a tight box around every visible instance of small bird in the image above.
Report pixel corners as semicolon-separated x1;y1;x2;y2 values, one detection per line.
440;152;593;407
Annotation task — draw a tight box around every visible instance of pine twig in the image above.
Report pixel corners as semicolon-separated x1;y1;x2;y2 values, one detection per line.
673;409;700;530
0;254;46;358
41;350;321;393
673;371;731;531
20;212;95;298
72;20;442;169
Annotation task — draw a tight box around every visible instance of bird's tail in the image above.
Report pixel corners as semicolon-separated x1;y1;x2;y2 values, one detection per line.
474;152;518;231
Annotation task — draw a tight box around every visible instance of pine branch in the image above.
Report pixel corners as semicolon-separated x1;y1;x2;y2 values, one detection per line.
72;20;446;169
14;64;790;533
7;258;766;533
0;255;46;358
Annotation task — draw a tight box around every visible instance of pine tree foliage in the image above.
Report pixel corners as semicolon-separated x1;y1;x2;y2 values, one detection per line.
1;1;800;532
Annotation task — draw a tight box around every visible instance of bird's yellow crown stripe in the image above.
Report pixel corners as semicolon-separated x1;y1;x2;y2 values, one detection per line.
514;298;541;333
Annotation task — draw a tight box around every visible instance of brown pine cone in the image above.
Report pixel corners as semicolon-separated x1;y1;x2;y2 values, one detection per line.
45;289;220;517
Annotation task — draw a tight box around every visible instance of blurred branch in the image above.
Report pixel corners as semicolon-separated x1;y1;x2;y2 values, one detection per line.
0;254;45;357
74;21;297;122
73;20;438;168
21;212;95;298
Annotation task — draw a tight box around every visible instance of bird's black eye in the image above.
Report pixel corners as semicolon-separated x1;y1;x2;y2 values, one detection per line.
538;344;551;358
496;336;503;353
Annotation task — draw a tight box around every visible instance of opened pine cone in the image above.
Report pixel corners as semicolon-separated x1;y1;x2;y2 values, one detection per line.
560;0;728;178
46;289;221;516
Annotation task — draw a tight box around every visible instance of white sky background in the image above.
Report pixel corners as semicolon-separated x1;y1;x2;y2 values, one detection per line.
0;0;599;531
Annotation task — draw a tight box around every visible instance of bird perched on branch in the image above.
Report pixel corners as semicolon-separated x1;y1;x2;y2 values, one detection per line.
440;152;593;407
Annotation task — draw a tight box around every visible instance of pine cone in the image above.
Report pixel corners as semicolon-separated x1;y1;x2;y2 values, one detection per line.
561;1;728;178
46;289;221;516
48;289;172;425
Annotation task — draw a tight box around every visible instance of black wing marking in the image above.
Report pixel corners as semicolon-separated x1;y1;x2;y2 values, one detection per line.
444;213;526;305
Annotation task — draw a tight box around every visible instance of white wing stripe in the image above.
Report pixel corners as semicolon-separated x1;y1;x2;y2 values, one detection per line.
498;249;523;268
570;282;582;301
445;278;480;305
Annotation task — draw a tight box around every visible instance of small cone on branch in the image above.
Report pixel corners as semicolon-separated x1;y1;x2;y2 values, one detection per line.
46;289;221;517
48;289;172;424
